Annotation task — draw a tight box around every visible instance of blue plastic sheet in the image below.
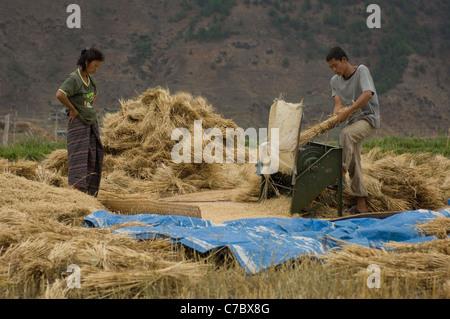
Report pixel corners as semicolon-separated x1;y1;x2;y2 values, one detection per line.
84;208;450;274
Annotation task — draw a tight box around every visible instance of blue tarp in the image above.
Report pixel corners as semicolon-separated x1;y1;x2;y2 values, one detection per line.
84;208;450;274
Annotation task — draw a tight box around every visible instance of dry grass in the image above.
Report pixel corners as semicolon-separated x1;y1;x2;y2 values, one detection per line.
0;172;102;226
361;148;450;212
1;171;449;299
322;239;450;297
0;173;208;299
318;218;450;298
415;216;450;239
0;158;39;180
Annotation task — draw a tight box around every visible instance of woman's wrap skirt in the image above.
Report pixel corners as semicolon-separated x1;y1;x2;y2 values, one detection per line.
67;117;103;197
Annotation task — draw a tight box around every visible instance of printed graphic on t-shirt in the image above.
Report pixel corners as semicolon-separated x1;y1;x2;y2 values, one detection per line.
84;92;95;108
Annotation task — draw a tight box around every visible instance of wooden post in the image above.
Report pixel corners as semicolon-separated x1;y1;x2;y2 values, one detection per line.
55;109;58;142
12;109;17;145
3;113;10;147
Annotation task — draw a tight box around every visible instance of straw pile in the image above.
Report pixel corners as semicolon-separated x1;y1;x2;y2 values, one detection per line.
233;147;450;214
324;216;450;296
0;172;104;226
0;154;68;188
0;158;39;180
99;87;256;196
0;172;207;298
323;238;450;297
416;216;450;239
360;148;450;212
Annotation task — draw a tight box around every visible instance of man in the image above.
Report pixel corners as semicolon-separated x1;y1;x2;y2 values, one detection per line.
326;46;380;214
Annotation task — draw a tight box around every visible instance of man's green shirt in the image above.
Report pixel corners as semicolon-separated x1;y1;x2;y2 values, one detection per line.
58;69;98;125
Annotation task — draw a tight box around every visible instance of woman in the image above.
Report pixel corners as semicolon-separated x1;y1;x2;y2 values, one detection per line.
56;48;105;197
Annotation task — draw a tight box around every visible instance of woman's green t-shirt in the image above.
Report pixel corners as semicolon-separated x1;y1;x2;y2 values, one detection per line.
58;69;98;125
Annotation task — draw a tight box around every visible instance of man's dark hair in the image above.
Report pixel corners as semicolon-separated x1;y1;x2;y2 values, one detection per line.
326;46;348;62
77;48;105;71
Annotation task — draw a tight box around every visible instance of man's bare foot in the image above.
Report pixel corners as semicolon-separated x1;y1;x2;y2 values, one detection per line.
356;197;368;214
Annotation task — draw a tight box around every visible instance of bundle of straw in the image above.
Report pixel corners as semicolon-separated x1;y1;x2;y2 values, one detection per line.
361;148;449;212
416;217;450;239
0;158;39;180
0;172;104;226
323;239;450;295
297;109;346;148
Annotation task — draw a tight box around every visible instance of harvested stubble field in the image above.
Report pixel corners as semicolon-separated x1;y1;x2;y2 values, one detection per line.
0;87;449;299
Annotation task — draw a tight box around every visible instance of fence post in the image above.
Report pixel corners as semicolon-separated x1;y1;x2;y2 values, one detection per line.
3;113;10;147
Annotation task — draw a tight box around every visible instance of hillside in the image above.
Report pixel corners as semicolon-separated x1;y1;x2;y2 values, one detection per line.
0;0;449;137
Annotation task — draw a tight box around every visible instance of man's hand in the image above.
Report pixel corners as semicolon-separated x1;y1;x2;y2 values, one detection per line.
336;108;350;125
329;95;346;129
328;107;349;129
328;116;339;129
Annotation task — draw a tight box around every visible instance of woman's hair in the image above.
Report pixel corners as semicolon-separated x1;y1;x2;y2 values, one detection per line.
77;48;105;71
326;46;348;62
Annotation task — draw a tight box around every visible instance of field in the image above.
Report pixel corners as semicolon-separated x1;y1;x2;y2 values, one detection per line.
0;88;449;301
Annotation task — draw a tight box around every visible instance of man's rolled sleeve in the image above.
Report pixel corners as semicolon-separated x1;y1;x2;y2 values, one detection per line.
330;78;337;97
359;66;375;96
